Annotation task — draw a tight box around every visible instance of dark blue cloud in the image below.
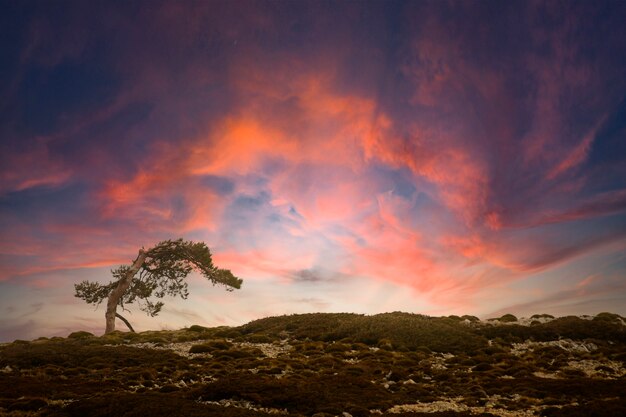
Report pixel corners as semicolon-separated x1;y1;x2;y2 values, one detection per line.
0;183;90;224
18;54;120;136
199;175;235;196
586;96;626;192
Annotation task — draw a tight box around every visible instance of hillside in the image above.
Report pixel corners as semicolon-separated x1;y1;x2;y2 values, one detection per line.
1;312;625;416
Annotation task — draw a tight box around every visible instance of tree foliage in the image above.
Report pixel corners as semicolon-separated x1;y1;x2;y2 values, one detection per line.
74;239;242;326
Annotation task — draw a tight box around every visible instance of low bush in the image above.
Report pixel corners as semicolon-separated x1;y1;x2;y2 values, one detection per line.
593;312;623;323
499;314;518;323
531;314;555;319
188;325;209;332
241;334;273;343
67;331;94;339
3;311;624;416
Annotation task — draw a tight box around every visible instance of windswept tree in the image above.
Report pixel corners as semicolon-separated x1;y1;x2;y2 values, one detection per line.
74;239;242;334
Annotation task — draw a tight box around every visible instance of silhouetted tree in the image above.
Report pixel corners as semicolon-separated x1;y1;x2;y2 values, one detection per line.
74;239;242;334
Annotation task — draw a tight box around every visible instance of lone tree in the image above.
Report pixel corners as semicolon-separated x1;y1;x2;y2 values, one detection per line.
74;238;242;334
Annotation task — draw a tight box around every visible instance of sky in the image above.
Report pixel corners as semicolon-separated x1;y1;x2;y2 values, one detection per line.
1;0;626;342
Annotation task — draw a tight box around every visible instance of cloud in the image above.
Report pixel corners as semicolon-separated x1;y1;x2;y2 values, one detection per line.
496;188;626;229
511;232;626;273
293;298;331;310
0;319;38;343
487;271;626;318
2;1;626;340
291;269;324;283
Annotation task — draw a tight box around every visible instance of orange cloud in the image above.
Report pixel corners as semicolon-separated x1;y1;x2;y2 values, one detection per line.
364;123;490;226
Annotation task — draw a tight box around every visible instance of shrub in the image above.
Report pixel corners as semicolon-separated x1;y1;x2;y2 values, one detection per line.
214;328;242;338
377;339;394;350
531;314;555;319
243;334;273;343
188;339;233;354
216;348;257;359
145;336;168;344
301;341;325;352
7;398;47;412
188;325;209;332
344;366;365;375
593;312;622;323
68;331;95;339
158;384;180;393
325;342;351;353
414;346;432;354
208;339;233;350
472;363;493;372
499;314;518;323
236;312;488;353
559;368;586;378
189;344;212;354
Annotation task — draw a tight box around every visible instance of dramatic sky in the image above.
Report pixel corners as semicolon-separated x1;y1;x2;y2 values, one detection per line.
1;1;626;341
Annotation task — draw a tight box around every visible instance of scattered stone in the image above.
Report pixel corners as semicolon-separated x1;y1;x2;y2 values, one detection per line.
533;371;561;379
197;398;288;414
565;359;626;378
388;398;469;413
46;399;76;408
236;340;292;358
389;396;569;417
511;339;598;355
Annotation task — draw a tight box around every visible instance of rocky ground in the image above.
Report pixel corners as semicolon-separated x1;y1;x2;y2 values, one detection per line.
1;312;625;416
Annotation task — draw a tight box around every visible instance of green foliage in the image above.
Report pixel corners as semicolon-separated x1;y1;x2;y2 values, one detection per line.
73;238;242;320
74;280;115;305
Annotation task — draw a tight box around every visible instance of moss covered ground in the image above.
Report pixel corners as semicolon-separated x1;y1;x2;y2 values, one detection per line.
1;312;625;416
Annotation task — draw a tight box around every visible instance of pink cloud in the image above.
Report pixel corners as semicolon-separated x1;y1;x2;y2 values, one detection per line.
546;115;605;180
0;141;73;194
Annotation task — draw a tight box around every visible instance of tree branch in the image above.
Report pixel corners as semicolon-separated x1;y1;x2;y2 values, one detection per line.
115;312;136;333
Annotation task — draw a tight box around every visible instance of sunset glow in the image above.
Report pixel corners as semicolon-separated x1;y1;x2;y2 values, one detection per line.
1;1;626;341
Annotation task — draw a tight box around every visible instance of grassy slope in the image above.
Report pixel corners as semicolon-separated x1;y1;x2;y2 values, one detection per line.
0;312;625;416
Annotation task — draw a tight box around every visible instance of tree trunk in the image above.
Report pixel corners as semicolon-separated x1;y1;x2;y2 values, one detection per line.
105;249;147;334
